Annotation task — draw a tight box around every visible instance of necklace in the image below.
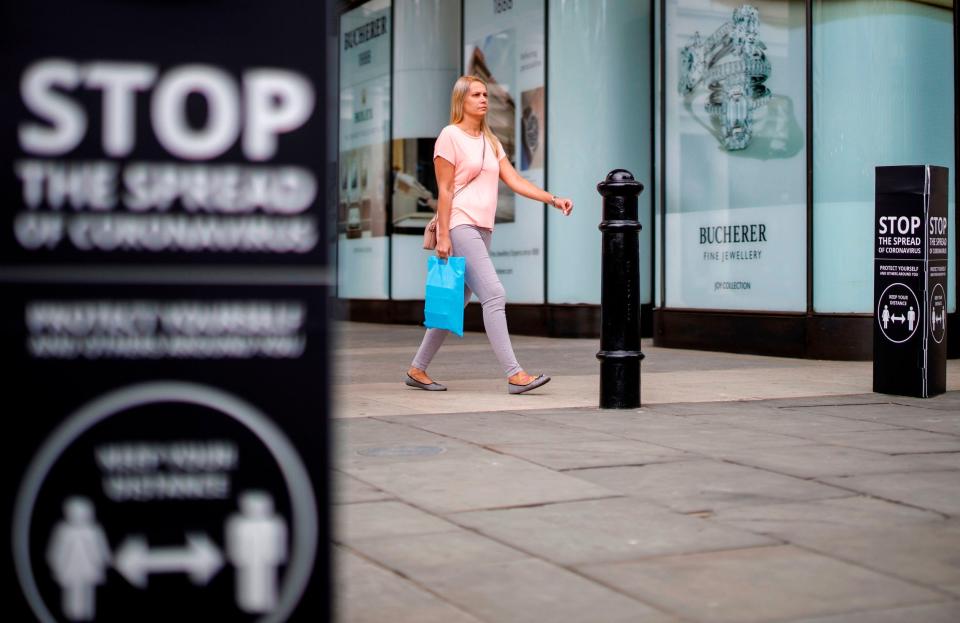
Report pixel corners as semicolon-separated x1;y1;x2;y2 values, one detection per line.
457;123;482;137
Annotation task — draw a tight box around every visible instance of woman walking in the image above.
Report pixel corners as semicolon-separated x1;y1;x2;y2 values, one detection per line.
406;75;573;394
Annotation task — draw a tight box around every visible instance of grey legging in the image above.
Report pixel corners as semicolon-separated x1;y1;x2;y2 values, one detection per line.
412;224;521;377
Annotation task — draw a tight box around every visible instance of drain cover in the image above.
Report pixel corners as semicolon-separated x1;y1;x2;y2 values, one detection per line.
357;445;446;457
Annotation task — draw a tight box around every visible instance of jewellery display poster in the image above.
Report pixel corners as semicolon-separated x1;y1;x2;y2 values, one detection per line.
873;165;948;397
338;0;392;299
663;0;807;311
2;1;330;621
463;0;546;304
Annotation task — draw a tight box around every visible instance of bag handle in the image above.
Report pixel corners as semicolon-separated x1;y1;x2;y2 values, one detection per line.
452;134;486;199
424;134;487;251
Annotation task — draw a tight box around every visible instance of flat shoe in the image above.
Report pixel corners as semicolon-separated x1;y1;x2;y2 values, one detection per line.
508;374;550;395
405;374;447;391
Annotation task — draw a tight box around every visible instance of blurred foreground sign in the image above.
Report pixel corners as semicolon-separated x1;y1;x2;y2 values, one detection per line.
2;2;331;621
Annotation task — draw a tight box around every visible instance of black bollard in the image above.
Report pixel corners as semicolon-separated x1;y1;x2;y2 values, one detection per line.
596;169;644;409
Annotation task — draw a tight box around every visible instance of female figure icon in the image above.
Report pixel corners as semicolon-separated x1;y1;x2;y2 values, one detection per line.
46;497;111;622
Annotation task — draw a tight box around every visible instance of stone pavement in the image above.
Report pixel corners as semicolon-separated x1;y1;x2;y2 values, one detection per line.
333;321;960;623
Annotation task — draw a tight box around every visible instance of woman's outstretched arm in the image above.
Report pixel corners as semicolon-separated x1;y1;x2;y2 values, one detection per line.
498;157;573;215
433;156;455;258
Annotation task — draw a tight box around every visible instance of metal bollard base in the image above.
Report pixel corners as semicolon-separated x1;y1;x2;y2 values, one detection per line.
598;351;643;409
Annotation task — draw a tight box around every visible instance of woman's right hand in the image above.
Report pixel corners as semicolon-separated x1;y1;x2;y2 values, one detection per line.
435;235;452;260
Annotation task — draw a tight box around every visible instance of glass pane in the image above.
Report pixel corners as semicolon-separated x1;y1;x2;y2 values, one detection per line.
338;0;392;299
813;0;956;313
663;0;808;312
463;0;546;304
547;0;653;305
389;0;461;300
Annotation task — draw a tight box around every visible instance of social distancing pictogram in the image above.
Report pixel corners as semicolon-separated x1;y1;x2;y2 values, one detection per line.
929;283;946;344
45;490;287;621
14;382;317;623
876;282;920;344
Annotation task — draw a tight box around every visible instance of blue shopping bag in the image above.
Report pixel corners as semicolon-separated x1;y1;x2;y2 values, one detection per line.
423;256;466;337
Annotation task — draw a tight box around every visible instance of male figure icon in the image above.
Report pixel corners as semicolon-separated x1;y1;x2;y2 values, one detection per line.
46;497;112;622
226;491;288;613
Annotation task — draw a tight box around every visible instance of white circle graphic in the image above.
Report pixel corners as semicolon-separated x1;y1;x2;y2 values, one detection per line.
13;381;319;623
876;282;920;344
930;283;946;344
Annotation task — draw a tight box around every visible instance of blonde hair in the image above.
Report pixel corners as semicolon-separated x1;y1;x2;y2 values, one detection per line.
449;75;500;158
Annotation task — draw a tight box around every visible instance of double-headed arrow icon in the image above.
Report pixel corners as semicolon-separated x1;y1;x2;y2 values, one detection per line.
891;314;905;324
115;533;223;588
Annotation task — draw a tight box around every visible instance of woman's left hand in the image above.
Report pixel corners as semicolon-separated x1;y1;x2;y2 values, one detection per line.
553;197;573;216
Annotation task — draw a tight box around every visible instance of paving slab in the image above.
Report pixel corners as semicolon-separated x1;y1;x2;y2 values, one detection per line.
525;411;813;453
822;471;960;516
343;449;618;514
895;417;960;436
569;460;851;513
714;443;950;478
824;405;960;435
621;425;836;455
411;557;677;623
335;376;599;418
334;471;396;504
891;393;960;412
811;429;960;454
649;395;893;417
333;321;926;379
793;521;960;596
523;410;719;434
337;367;882;418
334;322;960;417
336;417;476;470
345;530;529;577
332;389;426;418
335;501;460;543
709;496;943;542
780;402;960;430
638;364;877;403
645;403;787;417
902;452;960;469
336;416;459;448
452;497;775;565
335;547;483;623
782;601;960;623
389;411;621;445
579;545;945;623
675;411;900;439
489;438;691;470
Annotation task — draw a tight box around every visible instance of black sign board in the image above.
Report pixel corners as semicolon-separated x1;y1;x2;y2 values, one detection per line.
874;165;949;397
2;2;331;621
4;282;329;623
1;1;330;271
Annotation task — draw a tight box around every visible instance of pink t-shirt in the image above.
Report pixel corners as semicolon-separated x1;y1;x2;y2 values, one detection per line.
433;124;506;231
